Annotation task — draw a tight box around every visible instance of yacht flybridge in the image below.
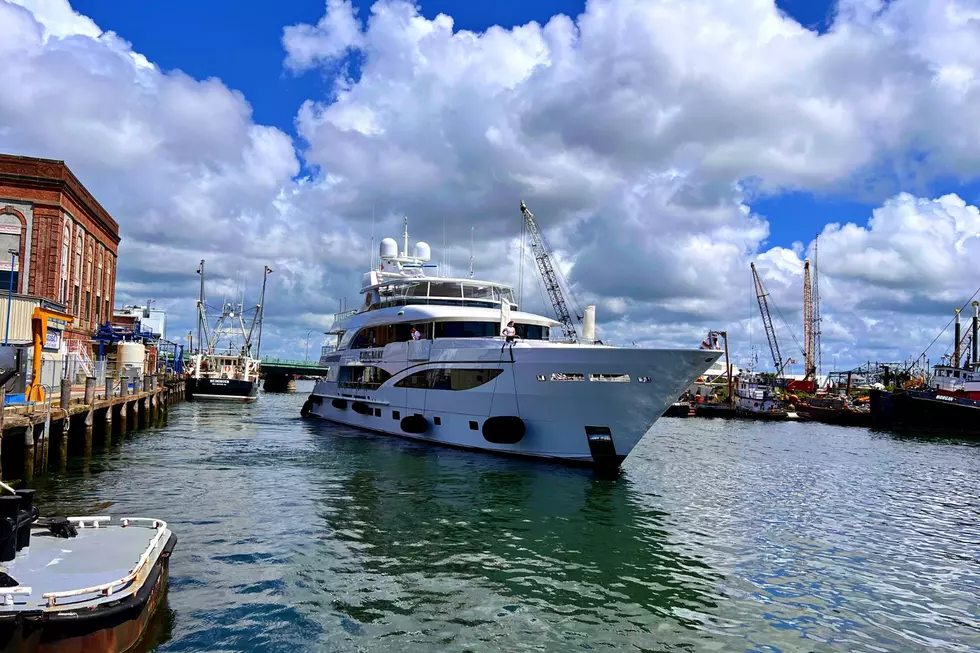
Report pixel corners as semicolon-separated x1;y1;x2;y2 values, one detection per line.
304;218;721;469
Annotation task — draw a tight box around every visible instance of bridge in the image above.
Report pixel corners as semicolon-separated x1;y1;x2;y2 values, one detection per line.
260;358;330;392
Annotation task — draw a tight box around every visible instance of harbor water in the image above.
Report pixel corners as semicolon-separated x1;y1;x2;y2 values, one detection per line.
31;381;980;652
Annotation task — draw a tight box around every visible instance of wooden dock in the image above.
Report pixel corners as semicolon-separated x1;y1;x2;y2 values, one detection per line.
0;374;186;482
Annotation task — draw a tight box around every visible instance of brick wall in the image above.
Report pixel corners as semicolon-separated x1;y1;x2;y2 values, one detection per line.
0;154;120;335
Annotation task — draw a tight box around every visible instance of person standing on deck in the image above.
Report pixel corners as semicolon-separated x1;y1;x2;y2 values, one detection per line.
502;320;517;343
410;326;421;341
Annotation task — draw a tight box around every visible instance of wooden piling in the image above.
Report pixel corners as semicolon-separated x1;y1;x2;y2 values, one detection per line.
84;377;96;405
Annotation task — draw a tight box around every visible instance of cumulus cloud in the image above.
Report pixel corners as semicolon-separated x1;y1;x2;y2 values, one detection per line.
3;0;980;367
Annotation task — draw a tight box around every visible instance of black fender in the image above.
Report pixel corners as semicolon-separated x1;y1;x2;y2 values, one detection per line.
482;416;525;444
400;414;429;434
351;401;372;415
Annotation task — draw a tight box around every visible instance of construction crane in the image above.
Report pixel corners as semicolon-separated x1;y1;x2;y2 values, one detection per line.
519;200;578;341
751;262;783;375
803;259;815;380
812;234;822;379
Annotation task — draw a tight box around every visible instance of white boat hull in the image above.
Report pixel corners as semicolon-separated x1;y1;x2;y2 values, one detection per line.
306;341;719;467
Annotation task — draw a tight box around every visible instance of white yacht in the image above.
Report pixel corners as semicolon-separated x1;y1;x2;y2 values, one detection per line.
304;227;721;469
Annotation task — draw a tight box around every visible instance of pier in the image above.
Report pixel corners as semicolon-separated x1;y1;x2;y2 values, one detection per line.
0;374;185;482
260;358;328;392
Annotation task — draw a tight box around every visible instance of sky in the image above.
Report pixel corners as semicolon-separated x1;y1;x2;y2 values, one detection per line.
3;0;980;374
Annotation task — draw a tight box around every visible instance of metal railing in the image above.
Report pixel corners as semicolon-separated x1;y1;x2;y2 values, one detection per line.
41;517;168;607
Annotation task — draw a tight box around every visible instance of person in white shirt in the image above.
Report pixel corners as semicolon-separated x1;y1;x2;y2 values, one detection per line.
502;320;517;343
410;326;421;341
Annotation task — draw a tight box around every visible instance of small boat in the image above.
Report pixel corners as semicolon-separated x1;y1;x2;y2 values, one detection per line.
797;396;872;427
694;402;737;418
734;373;793;420
663;402;693;418
0;485;176;653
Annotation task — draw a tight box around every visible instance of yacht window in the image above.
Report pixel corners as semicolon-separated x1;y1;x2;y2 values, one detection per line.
435;321;497;338
463;283;495;301
499;287;515;305
589;373;630;383
395;368;503;390
394;322;430;341
406;281;429;298
338;365;391;389
516;324;550;340
428;281;462;299
551;373;585;381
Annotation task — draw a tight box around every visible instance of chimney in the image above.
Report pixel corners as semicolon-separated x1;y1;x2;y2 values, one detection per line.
954;308;962;368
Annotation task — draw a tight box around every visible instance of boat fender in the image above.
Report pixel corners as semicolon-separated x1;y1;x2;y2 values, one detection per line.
400;414;429;434
482;416;525;444
351;401;372;415
331;398;348;410
301;399;313;417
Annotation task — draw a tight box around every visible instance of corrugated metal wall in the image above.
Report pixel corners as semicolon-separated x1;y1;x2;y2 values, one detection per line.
0;295;41;344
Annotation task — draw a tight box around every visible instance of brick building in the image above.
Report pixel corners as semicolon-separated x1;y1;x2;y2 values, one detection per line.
0;154;119;345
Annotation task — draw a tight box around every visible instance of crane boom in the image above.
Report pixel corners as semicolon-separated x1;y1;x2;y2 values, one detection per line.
751;262;783;374
803;260;815;379
520;201;577;341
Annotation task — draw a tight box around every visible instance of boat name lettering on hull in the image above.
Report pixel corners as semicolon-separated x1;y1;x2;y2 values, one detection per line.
360;350;383;362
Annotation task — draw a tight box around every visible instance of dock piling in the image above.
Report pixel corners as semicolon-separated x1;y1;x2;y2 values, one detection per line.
60;379;71;411
83;377;96;406
104;376;113;400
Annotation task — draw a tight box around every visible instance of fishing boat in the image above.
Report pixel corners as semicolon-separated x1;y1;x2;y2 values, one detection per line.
797;395;871;427
0;485;175;653
870;304;980;435
186;261;269;402
303;217;721;469
734;373;792;420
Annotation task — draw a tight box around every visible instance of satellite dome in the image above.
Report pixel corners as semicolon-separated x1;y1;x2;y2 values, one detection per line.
413;241;431;262
380;237;398;259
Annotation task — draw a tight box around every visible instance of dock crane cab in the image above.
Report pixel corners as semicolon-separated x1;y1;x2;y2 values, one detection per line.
27;304;74;402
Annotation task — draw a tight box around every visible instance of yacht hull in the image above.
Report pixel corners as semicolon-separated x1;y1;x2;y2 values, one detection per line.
306;344;719;468
187;377;258;402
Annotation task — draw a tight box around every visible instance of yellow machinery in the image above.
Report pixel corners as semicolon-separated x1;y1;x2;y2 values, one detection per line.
27;305;74;402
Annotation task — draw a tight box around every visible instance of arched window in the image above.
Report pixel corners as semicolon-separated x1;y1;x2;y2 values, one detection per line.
95;247;104;324
104;255;112;320
73;232;83;316
84;239;93;321
0;214;22;294
60;222;71;303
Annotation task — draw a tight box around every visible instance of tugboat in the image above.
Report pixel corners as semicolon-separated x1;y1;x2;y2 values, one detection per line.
0;483;175;653
186;261;270;402
734;372;793;420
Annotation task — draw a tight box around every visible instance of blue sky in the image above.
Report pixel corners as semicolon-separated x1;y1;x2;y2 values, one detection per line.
7;0;980;365
72;0;978;253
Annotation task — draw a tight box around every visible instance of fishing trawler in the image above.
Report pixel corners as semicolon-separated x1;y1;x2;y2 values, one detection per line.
302;214;722;469
186;261;269;402
871;303;980;434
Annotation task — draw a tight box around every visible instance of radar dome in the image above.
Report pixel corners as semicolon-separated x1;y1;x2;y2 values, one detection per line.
380;237;398;259
413;242;431;261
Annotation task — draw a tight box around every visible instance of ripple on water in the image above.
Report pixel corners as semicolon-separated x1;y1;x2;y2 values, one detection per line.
29;387;980;652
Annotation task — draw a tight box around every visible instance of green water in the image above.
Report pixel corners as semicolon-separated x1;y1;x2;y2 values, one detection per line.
30;383;980;651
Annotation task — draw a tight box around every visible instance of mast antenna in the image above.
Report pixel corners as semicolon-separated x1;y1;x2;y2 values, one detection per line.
469;227;474;279
403;215;409;258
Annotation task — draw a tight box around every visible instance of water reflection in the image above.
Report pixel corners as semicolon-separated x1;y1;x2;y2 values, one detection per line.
25;389;980;653
297;419;722;650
